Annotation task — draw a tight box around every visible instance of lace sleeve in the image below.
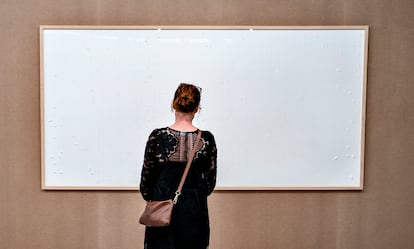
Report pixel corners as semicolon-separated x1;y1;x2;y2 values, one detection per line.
203;132;217;196
139;129;159;201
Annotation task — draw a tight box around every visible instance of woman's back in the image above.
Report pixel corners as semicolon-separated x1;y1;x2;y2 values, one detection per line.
140;127;217;249
140;83;217;249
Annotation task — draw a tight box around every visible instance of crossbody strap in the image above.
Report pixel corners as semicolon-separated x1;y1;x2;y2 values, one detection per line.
173;130;202;204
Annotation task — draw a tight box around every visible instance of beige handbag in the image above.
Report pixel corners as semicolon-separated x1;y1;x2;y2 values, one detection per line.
139;130;202;227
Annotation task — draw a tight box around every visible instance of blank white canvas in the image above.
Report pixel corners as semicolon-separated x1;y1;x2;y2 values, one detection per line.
41;27;367;189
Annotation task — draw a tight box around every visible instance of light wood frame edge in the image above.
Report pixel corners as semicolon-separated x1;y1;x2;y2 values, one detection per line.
40;26;46;190
40;25;369;30
359;26;369;190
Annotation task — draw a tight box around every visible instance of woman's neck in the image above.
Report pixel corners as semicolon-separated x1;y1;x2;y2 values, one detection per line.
169;111;197;132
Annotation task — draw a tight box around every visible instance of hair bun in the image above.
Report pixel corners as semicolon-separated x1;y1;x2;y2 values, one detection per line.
172;83;201;113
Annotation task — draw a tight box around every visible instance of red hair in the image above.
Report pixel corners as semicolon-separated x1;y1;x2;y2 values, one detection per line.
172;83;201;113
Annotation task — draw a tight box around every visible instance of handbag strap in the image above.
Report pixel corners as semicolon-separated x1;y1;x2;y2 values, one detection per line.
173;130;202;204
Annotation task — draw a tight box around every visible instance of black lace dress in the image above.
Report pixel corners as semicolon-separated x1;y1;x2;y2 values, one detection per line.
140;127;217;249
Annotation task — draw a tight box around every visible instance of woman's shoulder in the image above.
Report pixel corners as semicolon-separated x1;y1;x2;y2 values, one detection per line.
201;129;215;141
151;127;168;133
147;127;169;139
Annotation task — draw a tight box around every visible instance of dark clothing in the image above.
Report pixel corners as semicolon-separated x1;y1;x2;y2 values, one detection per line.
140;127;217;249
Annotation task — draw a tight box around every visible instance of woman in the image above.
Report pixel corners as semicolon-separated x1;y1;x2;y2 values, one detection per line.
140;83;217;249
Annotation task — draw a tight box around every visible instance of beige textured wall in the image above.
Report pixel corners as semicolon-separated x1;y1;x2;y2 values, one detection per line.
1;0;413;248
